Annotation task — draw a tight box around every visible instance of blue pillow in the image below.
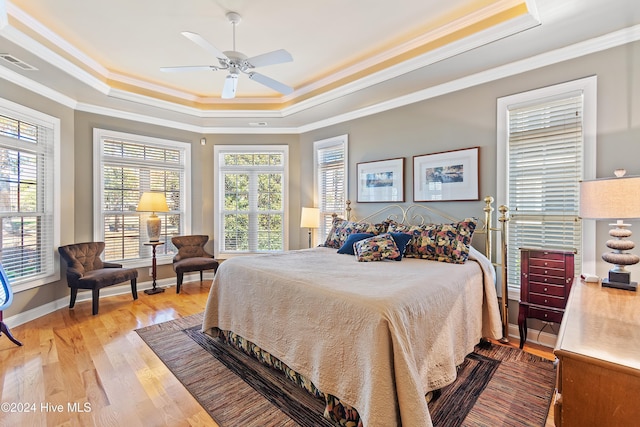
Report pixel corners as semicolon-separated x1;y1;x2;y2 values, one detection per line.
390;232;413;260
337;233;375;255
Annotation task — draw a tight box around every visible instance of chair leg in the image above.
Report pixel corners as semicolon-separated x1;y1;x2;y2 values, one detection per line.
69;287;78;308
0;321;23;346
176;272;183;294
92;288;100;315
131;278;138;300
200;270;203;282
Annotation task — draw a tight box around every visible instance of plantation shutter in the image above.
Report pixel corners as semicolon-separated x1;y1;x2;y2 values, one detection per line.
98;132;187;262
507;92;583;287
0;114;55;286
316;139;347;242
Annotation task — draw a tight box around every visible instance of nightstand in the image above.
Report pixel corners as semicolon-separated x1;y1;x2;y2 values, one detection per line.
518;247;574;349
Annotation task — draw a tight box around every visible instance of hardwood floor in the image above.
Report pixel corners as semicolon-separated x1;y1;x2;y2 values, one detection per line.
0;282;218;427
0;282;556;427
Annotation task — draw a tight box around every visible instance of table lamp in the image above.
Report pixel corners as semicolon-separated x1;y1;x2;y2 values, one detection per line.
580;170;640;291
300;207;320;248
136;192;169;242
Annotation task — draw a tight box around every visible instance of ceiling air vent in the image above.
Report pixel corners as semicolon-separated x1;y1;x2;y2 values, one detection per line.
0;54;38;70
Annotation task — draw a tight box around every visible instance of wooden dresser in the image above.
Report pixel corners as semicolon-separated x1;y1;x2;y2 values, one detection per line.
518;248;575;348
554;280;640;426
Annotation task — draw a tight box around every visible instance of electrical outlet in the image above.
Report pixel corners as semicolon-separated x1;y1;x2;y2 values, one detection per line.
149;268;153;276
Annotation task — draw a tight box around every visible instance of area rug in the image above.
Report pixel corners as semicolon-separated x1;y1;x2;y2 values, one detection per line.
136;313;556;427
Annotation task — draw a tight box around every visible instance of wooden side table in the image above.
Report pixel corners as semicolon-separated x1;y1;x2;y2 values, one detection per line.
144;241;165;295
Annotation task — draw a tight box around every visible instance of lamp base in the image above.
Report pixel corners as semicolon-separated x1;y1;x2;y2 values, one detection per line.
602;278;637;291
144;287;165;295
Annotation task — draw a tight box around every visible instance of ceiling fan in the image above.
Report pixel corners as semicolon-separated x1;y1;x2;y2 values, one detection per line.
161;11;294;99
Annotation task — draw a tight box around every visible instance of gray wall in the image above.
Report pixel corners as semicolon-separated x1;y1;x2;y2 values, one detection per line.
300;40;640;327
2;39;639;327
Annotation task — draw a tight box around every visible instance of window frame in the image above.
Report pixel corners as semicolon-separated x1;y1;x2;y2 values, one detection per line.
497;76;597;298
314;135;348;245
93;128;191;268
0;97;61;292
213;144;289;258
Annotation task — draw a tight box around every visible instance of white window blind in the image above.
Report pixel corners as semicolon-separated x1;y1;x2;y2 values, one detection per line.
0;112;56;288
94;129;190;263
215;146;288;256
506;93;583;287
314;135;348;243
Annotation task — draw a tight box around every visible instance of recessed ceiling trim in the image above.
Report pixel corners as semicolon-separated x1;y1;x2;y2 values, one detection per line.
109;71;289;105
3;0;536;115
298;23;640;134
106;87;288;119
295;0;533;98
76;3;541;119
285;7;540;117
6;0;108;75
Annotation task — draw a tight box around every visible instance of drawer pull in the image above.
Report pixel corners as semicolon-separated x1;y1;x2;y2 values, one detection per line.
544;278;548;282
544;262;548;266
544;313;548;318
544;299;549;304
544;287;548;292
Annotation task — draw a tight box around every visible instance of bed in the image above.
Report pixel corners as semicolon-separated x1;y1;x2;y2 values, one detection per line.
202;198;508;427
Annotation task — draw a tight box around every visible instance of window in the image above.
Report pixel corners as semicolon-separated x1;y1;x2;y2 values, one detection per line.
314;135;348;244
93;129;190;265
497;77;596;295
0;98;60;291
214;145;288;256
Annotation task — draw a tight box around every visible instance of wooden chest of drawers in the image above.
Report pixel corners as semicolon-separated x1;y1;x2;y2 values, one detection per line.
518;248;574;349
554;280;640;426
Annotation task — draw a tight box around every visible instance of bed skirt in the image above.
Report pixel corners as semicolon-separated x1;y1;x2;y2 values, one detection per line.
215;327;365;427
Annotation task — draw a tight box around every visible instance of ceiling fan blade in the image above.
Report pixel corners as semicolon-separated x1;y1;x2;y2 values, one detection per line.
222;74;239;99
246;49;293;68
249;72;293;95
181;31;229;60
160;66;216;72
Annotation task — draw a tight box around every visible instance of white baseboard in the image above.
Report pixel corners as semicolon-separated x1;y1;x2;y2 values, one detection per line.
4;271;214;328
505;322;558;349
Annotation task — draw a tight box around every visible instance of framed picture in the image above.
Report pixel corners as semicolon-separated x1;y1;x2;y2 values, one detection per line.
413;147;479;202
357;157;405;202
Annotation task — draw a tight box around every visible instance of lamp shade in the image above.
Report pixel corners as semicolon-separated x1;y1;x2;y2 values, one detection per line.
580;176;640;219
136;192;169;213
300;207;320;228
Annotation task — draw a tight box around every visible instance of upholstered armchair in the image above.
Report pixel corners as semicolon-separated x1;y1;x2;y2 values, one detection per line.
171;235;219;293
58;242;138;315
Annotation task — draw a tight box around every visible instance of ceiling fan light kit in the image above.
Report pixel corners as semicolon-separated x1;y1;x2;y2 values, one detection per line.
161;11;294;99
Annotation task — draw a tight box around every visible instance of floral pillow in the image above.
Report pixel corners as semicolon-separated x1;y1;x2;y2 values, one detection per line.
387;222;434;258
407;218;478;264
354;233;401;262
323;217;388;249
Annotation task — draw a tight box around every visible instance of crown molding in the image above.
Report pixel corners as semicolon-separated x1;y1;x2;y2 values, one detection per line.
2;13;640;135
1;0;539;117
297;24;640;133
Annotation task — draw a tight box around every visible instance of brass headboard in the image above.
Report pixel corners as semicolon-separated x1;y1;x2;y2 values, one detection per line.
341;196;511;343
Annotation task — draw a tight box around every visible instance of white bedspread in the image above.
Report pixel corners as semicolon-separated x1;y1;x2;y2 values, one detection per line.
202;246;502;427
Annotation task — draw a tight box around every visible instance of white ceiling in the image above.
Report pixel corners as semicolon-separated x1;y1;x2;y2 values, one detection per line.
0;0;639;132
